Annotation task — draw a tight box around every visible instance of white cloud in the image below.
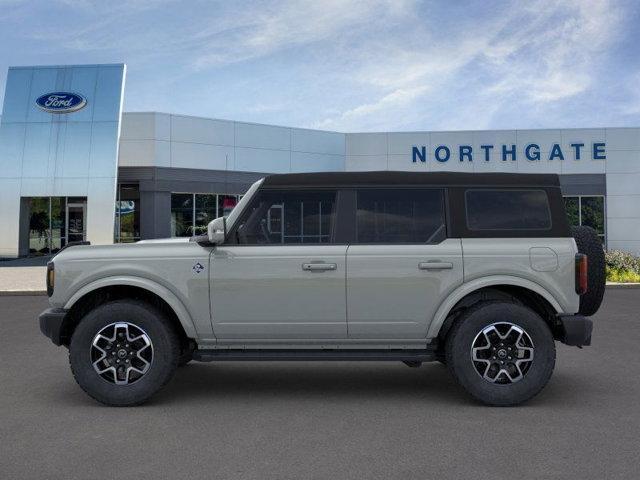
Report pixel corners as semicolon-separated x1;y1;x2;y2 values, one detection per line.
191;0;413;69
314;0;625;130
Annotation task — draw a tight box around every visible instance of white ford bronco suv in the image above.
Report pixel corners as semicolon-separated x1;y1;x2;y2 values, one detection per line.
39;172;605;406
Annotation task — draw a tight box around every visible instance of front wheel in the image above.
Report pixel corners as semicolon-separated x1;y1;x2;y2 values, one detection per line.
69;300;181;406
445;301;556;406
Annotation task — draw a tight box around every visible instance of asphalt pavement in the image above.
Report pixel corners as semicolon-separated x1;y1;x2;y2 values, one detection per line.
1;290;639;479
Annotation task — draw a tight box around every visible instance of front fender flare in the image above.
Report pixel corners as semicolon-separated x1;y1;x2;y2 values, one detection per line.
64;276;198;338
426;275;564;339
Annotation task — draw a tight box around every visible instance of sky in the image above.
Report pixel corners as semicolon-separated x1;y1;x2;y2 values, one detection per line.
0;0;639;132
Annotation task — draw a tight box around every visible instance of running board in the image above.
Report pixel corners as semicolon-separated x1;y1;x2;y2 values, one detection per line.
192;349;437;363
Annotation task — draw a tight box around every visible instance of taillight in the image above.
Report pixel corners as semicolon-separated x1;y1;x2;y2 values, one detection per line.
46;262;55;297
575;254;587;295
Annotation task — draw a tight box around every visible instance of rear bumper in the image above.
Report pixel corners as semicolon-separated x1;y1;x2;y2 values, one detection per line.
39;308;68;346
557;314;593;347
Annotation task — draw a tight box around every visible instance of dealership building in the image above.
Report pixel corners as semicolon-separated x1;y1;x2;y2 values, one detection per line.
1;63;639;258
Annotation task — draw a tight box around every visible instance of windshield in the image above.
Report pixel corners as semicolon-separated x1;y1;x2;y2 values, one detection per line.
225;178;264;231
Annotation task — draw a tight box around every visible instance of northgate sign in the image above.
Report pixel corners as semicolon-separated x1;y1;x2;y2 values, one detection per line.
412;142;606;163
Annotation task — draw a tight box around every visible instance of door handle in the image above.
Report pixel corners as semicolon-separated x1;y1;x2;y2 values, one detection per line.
302;263;337;272
419;261;453;270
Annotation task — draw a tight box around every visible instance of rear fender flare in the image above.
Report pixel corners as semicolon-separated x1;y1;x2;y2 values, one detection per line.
427;275;563;339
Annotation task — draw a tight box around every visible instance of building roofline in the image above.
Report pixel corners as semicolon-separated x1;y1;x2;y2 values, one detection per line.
8;63;125;70
122;112;639;135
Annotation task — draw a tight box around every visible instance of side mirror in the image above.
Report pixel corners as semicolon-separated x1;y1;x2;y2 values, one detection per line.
207;217;226;245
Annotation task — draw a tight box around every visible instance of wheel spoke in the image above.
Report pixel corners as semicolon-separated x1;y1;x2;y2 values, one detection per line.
471;322;535;385
91;322;154;386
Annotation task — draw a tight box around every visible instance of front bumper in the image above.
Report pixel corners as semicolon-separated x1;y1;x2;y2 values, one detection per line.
557;314;593;347
39;308;68;346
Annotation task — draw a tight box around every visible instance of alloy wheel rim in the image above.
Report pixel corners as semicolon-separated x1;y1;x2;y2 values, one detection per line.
90;322;153;385
471;322;534;384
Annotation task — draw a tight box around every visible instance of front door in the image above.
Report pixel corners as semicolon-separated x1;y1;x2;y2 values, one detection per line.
210;188;347;340
66;201;86;244
346;188;463;339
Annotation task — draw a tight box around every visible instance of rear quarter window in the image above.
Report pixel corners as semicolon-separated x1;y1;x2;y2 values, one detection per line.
465;189;552;231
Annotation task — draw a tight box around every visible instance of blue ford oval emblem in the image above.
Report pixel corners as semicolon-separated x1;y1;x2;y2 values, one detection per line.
35;92;87;114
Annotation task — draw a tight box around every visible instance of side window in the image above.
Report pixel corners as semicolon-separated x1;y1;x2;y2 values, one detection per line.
234;189;337;244
356;189;446;243
465;189;551;231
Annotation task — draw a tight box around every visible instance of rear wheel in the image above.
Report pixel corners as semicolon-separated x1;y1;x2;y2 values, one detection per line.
69;300;180;406
446;301;555;406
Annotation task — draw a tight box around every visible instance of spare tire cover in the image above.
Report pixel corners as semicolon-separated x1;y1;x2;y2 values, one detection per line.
571;226;606;316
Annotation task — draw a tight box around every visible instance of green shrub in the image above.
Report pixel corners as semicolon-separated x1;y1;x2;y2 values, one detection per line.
606;267;640;283
605;250;640;282
605;250;640;274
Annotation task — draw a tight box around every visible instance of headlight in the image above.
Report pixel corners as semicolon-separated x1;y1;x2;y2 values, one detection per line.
46;262;55;297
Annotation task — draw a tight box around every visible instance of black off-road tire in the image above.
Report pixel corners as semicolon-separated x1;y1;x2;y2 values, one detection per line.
571;226;606;316
445;301;556;406
69;300;181;406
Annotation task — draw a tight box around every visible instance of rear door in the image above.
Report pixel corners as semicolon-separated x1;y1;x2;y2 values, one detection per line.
346;188;463;339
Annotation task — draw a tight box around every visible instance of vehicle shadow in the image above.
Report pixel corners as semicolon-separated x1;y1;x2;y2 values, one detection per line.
152;361;598;408
46;360;596;408
154;361;472;406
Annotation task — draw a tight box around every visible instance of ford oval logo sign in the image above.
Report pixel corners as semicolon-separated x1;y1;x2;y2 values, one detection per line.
35;92;87;114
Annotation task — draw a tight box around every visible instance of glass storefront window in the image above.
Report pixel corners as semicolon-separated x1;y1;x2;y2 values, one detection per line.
171;193;241;237
115;184;140;242
563;195;606;244
563;197;579;228
581;197;605;236
195;194;217;236
218;195;238;218
171;193;194;237
28;197;51;256
50;197;65;253
26;196;86;256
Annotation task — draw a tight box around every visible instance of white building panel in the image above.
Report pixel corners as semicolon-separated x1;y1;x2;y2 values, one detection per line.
171;115;234;146
346;154;387;171
606;195;640;218
387;132;429;156
346;132;387;156
290;152;344;173
606;128;640;151
235;122;290;151
235;146;290;173
291;128;344;156
607;218;640;242
606;173;640;195
170;141;232;170
604;150;640;173
120;113;158;140
118;140;164;167
388;153;427;171
472;152;518;173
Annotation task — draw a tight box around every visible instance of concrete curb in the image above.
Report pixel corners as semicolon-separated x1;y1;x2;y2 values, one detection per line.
605;283;640;289
0;290;47;296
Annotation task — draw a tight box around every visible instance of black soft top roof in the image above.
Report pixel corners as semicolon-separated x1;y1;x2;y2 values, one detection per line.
262;171;561;188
